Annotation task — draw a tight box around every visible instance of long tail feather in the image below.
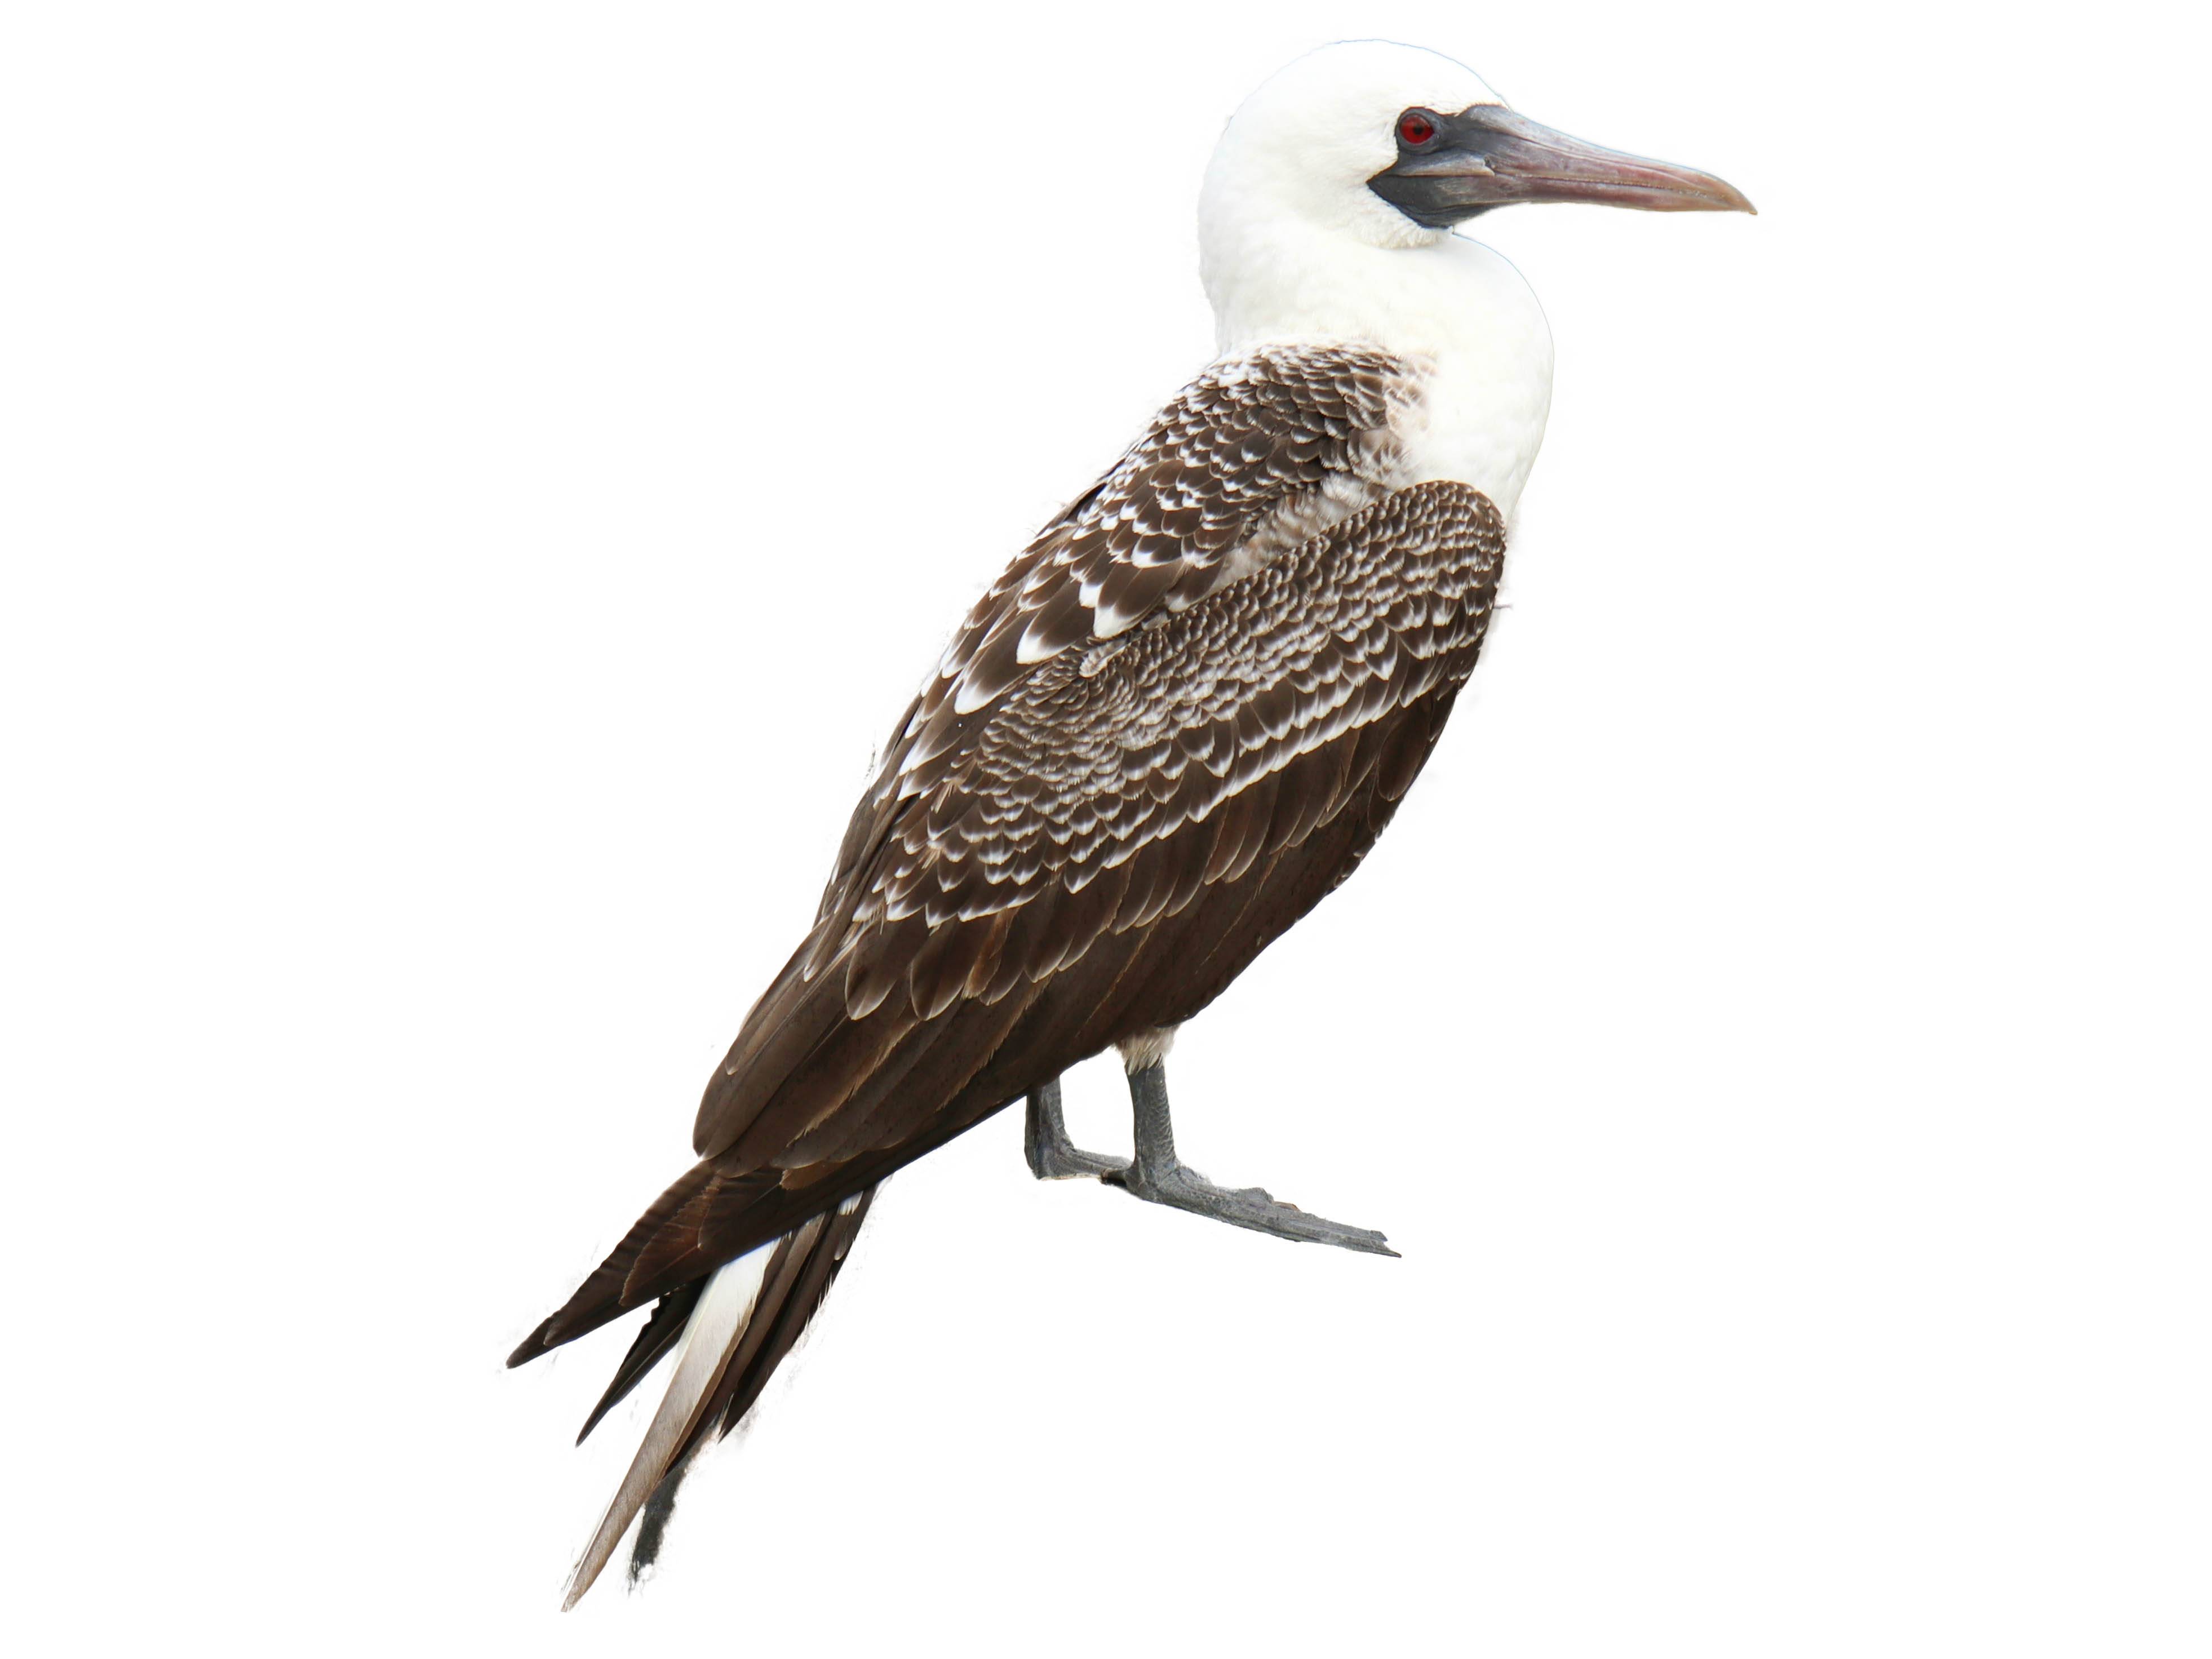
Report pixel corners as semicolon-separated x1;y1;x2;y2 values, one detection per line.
626;1185;877;1583
563;1248;772;1609
561;1183;880;1607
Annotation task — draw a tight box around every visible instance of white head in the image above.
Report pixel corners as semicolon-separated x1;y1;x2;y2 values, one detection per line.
1199;41;1751;342
1201;42;1504;255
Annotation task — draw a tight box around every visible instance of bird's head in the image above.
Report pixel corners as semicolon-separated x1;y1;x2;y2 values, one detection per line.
1201;41;1752;256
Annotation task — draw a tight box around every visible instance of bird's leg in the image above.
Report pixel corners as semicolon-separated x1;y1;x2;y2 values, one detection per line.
1103;1063;1397;1256
1023;1076;1129;1180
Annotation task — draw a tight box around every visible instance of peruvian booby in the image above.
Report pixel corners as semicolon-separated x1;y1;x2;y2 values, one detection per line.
511;39;1751;1605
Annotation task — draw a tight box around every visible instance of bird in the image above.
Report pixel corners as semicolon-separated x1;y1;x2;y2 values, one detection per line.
509;38;1751;1607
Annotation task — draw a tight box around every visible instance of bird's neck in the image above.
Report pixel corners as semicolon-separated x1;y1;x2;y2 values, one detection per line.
1203;224;1557;522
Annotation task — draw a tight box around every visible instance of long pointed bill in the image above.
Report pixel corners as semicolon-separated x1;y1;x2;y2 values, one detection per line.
1369;105;1753;228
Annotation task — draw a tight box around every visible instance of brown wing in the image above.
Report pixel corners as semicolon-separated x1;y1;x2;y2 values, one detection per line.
701;346;1418;1167
510;480;1504;1363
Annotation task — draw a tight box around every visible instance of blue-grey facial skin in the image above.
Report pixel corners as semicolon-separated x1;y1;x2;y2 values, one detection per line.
1368;104;1755;229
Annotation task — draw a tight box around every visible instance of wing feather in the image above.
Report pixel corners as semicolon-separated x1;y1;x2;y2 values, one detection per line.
516;369;1507;1369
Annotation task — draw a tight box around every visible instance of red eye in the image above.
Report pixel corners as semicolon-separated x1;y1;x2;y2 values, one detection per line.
1398;111;1437;146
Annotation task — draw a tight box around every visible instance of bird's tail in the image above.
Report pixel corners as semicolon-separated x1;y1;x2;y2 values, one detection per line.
561;1184;879;1609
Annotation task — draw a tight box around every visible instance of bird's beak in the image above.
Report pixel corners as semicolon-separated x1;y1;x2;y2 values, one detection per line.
1369;105;1754;229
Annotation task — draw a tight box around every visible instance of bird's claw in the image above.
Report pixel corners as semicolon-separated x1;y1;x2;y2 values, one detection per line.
1105;1159;1398;1256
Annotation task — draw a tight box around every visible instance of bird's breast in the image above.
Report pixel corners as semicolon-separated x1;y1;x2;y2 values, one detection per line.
1388;238;1556;524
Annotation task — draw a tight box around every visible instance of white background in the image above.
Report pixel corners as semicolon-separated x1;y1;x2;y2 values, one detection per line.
5;2;2206;1653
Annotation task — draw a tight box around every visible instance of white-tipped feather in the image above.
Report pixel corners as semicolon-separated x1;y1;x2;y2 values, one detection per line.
562;1249;770;1609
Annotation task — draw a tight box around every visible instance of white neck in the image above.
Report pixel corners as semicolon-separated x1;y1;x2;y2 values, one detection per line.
1202;212;1557;523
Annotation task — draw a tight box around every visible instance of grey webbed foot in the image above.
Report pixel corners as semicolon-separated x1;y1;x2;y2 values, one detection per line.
1101;1063;1398;1257
1024;1077;1129;1181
